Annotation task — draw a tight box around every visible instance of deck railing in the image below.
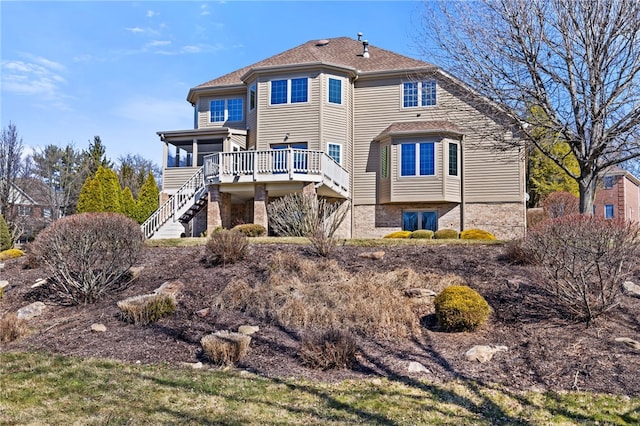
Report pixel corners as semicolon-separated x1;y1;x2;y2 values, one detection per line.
203;149;349;195
140;167;205;239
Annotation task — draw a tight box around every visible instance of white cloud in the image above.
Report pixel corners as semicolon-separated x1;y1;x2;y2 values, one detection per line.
200;4;210;16
146;10;158;18
1;55;69;107
113;96;192;130
126;27;145;33
147;40;171;47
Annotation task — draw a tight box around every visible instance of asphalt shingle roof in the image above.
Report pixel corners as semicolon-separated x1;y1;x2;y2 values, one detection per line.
375;121;464;140
195;37;435;88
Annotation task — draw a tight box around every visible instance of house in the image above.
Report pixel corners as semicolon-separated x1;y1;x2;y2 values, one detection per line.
5;178;55;242
146;35;526;240
593;166;640;221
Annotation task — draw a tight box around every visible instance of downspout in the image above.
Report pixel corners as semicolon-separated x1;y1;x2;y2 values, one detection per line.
350;72;358;238
460;135;465;232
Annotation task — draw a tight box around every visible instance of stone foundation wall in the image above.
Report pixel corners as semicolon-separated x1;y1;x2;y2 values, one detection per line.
464;202;526;239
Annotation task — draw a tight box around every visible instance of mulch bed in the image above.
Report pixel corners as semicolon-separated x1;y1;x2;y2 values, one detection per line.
2;243;639;395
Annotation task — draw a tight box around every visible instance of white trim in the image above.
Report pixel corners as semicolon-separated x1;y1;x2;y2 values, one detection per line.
327;142;343;166
269;77;310;105
327;76;344;105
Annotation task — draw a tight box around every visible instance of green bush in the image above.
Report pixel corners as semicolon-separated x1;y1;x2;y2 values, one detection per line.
410;230;434;239
434;285;490;332
383;231;412;239
460;229;496;240
434;229;459;239
205;229;249;266
232;223;266;237
0;248;24;260
0;215;12;251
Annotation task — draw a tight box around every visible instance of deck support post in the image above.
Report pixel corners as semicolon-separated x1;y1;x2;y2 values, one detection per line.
254;184;268;231
207;185;222;232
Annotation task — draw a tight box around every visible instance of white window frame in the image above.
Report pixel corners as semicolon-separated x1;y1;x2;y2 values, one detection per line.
327;142;343;166
402;80;437;108
327;77;343;105
605;204;615;219
249;84;256;111
17;205;32;217
210;98;244;123
399;141;436;177
402;210;438;232
448;142;459;177
269;77;309;105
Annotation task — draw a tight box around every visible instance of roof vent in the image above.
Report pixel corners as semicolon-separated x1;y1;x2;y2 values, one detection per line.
316;39;329;47
362;40;370;58
357;32;363;41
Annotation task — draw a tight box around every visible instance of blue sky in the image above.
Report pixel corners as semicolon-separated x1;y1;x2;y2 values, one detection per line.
1;1;426;167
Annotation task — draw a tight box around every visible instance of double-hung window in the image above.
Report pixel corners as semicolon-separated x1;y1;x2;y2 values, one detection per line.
327;142;342;165
448;142;458;176
328;78;342;104
249;84;256;110
400;142;435;176
403;80;437;108
210;98;244;122
605;204;615;219
271;78;308;104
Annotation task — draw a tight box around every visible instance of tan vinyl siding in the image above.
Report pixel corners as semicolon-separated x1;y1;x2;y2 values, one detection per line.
379;144;390;203
256;72;321;151
162;168;201;191
229;134;247;150
321;73;350;168
353;75;523;205
389;140;445;203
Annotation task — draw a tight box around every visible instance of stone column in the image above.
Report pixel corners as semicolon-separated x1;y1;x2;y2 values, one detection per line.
221;192;232;228
302;182;316;196
253;184;268;230
207;185;222;232
192;138;199;168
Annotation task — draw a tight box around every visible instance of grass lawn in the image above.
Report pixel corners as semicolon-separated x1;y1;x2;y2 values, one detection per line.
1;352;638;425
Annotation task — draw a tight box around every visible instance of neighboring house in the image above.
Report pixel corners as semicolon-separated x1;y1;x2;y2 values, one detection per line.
6;178;55;242
146;36;526;240
593;166;640;221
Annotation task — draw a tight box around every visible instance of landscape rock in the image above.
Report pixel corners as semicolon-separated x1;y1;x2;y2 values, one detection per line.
238;325;259;335
128;266;145;281
154;280;185;298
91;323;107;333
31;278;48;289
622;281;640;298
0;262;5;270
196;308;211;318
407;361;430;374
615;337;640;350
358;251;385;260
0;280;9;289
465;345;508;363
181;361;203;370
505;276;529;290
17;301;46;320
404;288;437;298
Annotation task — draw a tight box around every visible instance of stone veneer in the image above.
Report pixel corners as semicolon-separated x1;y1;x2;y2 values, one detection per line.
462;202;525;239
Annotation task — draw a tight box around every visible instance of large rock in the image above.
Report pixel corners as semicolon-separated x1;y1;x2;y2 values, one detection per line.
128;266;145;281
358;251;385;260
465;345;508;363
0;280;9;289
407;361;430;374
17;301;46;320
154;280;185;298
615;337;640;350
622;281;640;298
91;323;107;333
238;325;259;335
404;288;437;298
31;278;48;289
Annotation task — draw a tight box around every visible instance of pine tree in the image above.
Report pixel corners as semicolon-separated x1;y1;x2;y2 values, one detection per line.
121;187;137;220
76;176;104;213
94;166;123;213
0;214;12;251
135;172;159;224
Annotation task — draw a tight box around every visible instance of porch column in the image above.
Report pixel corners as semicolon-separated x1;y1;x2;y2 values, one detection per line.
192;139;198;168
254;184;268;230
207;185;222;232
162;141;168;169
221;192;232;228
302;182;316;196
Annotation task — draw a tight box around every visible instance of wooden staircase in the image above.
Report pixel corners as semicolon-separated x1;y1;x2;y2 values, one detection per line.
141;168;207;239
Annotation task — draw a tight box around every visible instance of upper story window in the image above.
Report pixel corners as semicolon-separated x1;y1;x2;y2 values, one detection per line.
605;204;615;219
328;142;342;165
603;175;614;189
249;84;256;111
403;80;437;108
210;98;244;123
18;205;32;217
328;78;342;104
400;142;435;176
448;142;458;176
270;78;308;105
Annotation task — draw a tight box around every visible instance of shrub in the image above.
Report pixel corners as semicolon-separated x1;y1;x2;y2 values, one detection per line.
0;215;11;251
523;215;640;325
118;293;176;325
268;193;349;257
201;331;251;366
526;208;548;229
30;213;144;304
460;229;496;240
232;223;266;237
0;248;24;260
434;229;459;239
434;285;491;332
502;239;533;265
0;313;27;342
410;230;434;239
299;329;358;370
205;229;248;266
543;191;579;218
383;231;412;239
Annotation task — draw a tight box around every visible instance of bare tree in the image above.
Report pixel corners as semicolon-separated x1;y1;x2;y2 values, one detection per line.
418;0;640;213
0;122;24;219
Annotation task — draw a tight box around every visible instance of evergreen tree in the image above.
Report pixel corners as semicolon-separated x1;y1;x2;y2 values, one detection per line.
0;214;12;251
94;166;123;213
82;136;112;177
135;172;159;224
121;187;137;220
76;176;104;213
